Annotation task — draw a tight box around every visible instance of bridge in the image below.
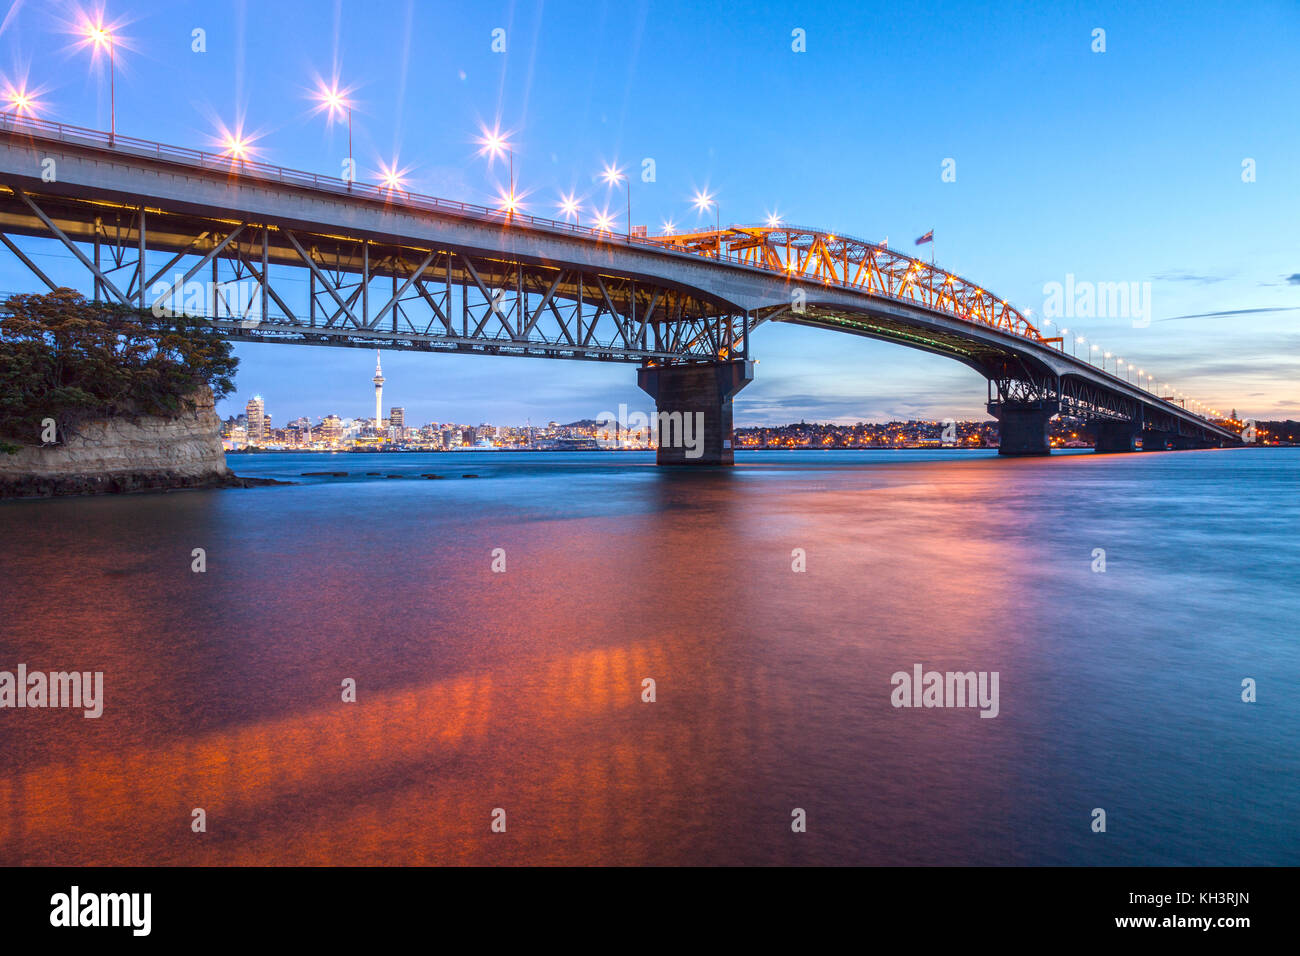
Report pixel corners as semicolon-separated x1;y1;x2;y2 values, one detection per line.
0;114;1242;464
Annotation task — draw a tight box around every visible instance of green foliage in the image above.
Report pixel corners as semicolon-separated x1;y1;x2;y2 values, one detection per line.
0;289;238;445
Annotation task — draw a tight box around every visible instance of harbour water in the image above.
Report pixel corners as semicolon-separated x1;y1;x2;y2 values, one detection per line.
2;448;1297;865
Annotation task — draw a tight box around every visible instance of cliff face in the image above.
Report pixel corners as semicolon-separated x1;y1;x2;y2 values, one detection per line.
0;388;245;498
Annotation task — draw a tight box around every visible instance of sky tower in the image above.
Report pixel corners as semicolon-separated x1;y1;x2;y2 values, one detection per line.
372;352;385;429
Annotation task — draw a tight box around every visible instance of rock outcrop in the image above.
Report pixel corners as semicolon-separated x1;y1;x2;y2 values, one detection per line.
0;388;272;498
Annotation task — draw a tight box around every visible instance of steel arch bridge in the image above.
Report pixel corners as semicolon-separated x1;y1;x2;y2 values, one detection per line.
0;114;1242;463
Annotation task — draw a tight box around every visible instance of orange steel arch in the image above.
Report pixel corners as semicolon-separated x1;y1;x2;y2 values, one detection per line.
651;225;1048;343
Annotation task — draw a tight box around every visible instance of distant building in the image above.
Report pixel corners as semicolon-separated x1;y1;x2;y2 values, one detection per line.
319;415;343;444
389;407;404;430
246;396;265;445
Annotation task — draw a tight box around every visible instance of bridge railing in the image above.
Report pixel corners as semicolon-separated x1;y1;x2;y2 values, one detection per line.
0;113;996;293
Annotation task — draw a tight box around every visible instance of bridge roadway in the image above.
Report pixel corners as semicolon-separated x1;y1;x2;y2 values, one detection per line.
0;116;1242;463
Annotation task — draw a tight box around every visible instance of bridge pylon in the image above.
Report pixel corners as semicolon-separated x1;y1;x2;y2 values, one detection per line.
1093;419;1143;453
637;360;754;465
987;399;1059;457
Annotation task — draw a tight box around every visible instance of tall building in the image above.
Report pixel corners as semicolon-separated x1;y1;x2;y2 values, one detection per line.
389;407;404;430
372;352;386;429
246;396;265;445
320;415;343;444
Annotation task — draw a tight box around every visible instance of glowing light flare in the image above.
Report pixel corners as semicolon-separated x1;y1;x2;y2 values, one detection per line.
476;124;512;163
691;189;715;215
318;85;350;120
497;189;523;214
214;120;260;163
377;160;410;193
593;209;616;233
600;163;625;187
557;192;581;221
2;83;40;117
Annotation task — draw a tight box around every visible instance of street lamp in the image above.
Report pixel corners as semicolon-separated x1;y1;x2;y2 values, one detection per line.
600;163;630;238
220;128;253;172
315;82;354;190
2;85;38;124
378;160;407;198
82;21;117;145
477;126;517;218
557;192;581;229
692;189;719;254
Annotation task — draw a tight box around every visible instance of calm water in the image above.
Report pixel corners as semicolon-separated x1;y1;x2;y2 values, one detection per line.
2;448;1297;865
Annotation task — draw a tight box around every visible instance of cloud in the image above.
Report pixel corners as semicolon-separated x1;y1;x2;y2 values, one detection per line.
1286;274;1300;285
1151;271;1228;284
1158;307;1299;321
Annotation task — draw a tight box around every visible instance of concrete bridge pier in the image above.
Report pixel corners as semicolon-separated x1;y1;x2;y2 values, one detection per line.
1141;429;1175;451
637;360;754;465
1093;419;1142;453
988;399;1059;457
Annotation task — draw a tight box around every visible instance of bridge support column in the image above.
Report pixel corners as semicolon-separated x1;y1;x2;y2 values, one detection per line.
1141;429;1174;451
1093;420;1142;453
637;360;754;465
988;399;1058;457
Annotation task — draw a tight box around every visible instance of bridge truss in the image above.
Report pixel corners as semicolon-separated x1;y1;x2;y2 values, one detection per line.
0;184;758;365
655;225;1047;342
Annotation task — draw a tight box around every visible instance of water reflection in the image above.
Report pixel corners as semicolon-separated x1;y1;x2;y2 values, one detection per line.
1;449;1297;864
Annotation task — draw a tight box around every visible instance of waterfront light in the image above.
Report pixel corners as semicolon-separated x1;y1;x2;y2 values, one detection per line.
593;208;615;234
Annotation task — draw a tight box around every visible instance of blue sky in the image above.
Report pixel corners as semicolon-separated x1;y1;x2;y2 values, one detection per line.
2;0;1297;425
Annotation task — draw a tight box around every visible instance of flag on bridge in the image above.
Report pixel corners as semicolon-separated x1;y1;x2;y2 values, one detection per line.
915;230;934;245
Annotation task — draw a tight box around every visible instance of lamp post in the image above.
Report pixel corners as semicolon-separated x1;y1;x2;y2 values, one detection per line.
692;189;719;255
3;86;36;123
317;83;354;191
478;127;516;218
601;163;630;238
84;22;117;146
557;192;581;229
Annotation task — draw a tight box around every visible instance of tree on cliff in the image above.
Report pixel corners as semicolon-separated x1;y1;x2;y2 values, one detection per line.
0;289;238;450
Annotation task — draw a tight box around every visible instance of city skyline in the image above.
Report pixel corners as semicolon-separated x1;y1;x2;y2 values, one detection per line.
0;0;1295;426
